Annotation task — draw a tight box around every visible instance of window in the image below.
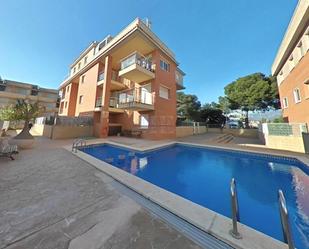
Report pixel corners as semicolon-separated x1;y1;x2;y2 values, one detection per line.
282;97;288;108
159;85;170;99
79;95;84;104
293;88;301;103
78;62;81;70
73;67;76;73
304;79;309;98
140;114;149;128
66;85;70;93
65;102;68;108
84;56;88;64
160;60;170;72
81;75;85;83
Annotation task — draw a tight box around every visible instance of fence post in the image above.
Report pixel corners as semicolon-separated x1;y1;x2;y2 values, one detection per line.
50;115;57;140
193;122;196;135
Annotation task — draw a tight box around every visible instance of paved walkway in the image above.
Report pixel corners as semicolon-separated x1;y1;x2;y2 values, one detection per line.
177;133;309;159
0;138;200;249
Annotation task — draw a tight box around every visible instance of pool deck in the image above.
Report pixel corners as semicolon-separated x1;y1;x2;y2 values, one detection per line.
1;134;307;249
0;137;201;249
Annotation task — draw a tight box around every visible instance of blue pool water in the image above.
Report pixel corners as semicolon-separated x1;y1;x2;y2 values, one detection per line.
81;144;309;249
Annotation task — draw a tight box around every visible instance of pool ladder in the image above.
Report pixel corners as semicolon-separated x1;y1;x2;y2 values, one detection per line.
72;139;86;153
229;178;295;249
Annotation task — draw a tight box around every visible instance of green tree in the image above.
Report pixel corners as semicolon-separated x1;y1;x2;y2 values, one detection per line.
200;105;226;125
203;102;220;109
0;100;44;139
272;116;285;123
177;92;201;121
218;96;231;114
224;73;280;127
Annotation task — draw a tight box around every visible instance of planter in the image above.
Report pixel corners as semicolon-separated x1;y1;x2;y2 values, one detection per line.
9;138;35;149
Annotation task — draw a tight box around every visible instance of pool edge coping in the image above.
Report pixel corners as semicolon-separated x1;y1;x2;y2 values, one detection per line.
64;141;295;249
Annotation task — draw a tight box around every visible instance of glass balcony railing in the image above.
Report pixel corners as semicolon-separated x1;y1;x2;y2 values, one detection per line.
112;71;119;81
95;97;119;108
117;88;154;106
98;72;104;82
98;71;120;82
120;52;153;72
109;97;117;108
95;97;102;107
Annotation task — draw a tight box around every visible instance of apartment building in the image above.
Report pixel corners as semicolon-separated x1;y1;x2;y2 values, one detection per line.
272;0;309;125
59;18;185;139
0;78;59;115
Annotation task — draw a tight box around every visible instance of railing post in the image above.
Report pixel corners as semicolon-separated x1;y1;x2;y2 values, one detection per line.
229;178;242;239
278;190;295;249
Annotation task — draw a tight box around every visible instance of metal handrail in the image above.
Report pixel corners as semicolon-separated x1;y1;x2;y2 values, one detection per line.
72;139;86;153
229;178;242;239
278;190;295;249
226;180;295;245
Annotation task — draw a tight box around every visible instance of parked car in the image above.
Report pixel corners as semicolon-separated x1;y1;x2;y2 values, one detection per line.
227;120;243;129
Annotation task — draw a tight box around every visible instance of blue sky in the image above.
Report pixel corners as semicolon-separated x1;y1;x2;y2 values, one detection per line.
0;0;297;104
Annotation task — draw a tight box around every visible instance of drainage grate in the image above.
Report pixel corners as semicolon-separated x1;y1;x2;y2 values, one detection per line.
112;181;234;249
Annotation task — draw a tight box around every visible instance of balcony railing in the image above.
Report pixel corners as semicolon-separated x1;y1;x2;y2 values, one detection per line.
95;87;154;111
95;97;102;107
98;72;104;82
109;97;117;108
120;52;153;72
98;71;120;82
175;70;185;90
95;97;119;108
114;88;154;111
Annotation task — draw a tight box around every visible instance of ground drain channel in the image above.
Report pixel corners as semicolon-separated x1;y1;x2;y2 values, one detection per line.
112;181;233;249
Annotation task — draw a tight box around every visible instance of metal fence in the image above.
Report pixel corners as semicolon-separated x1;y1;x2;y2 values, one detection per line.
176;120;195;127
176;121;223;128
35;116;93;126
55;116;93;126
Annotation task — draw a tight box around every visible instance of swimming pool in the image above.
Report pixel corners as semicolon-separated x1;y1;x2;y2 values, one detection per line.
81;143;309;249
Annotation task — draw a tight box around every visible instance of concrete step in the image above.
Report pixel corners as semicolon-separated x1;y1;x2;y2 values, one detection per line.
212;133;227;142
214;134;234;144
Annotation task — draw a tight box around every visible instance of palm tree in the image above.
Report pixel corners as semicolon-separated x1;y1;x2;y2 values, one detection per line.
0;99;44;139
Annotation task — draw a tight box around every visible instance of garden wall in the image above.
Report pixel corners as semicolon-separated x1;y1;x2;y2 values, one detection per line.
31;124;93;139
176;127;194;138
259;123;308;153
207;128;259;138
176;125;207;138
264;135;305;153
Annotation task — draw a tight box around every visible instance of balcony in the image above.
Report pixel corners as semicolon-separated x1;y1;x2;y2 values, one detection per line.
118;52;155;83
97;71;128;91
175;70;185;90
116;87;154;111
94;96;124;113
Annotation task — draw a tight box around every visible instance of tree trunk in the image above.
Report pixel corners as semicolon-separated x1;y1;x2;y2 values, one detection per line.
245;111;249;128
14;120;34;139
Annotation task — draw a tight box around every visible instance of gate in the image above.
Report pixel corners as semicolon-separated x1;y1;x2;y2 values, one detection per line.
302;132;309;154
